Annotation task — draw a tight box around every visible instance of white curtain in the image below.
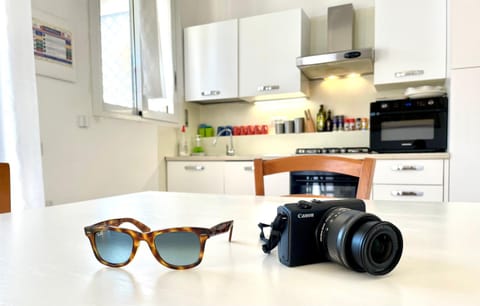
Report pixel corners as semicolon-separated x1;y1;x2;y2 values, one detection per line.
0;0;46;211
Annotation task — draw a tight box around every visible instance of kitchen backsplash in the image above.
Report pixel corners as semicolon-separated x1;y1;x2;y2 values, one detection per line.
187;75;377;138
199;130;369;156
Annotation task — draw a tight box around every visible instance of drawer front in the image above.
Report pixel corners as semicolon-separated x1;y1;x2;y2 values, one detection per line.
373;184;443;202
167;162;224;194
373;159;444;185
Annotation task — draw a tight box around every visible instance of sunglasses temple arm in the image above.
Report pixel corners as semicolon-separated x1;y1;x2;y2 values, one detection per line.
209;220;234;242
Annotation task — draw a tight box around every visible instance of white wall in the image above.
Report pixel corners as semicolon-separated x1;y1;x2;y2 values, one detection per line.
32;0;176;205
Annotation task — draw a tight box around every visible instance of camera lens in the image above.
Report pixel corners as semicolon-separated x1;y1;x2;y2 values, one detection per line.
316;207;403;275
371;233;393;263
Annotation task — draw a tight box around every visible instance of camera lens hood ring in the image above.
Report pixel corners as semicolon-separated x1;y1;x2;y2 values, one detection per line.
351;221;403;275
317;208;381;272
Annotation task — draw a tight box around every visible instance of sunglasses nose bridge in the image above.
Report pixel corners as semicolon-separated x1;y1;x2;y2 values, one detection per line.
141;232;160;258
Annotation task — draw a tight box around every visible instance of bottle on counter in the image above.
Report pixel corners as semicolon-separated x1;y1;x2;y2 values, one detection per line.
316;104;326;132
355;118;362;130
192;134;205;155
178;125;190;156
326;110;333;132
361;118;369;130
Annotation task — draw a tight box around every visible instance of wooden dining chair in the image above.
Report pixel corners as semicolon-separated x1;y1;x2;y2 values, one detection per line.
0;163;11;213
254;155;375;199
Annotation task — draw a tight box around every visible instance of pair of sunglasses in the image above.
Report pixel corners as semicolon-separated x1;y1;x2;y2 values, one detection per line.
84;218;233;270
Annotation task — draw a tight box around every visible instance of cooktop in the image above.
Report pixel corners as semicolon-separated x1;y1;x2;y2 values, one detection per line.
295;147;370;154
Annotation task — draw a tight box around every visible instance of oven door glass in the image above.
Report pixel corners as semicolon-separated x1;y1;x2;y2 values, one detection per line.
381;119;435;141
290;171;359;198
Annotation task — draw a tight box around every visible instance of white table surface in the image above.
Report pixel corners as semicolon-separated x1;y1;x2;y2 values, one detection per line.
0;191;479;306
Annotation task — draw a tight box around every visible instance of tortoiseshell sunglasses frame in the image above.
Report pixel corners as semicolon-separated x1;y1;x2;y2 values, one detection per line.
84;218;233;270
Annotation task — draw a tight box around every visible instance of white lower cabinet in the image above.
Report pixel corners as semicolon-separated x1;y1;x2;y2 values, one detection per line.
372;159;446;202
264;172;290;196
167;161;255;195
167;161;224;194
224;162;255;195
168;158;448;201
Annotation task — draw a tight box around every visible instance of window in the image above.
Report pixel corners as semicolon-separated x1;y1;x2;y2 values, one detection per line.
89;0;178;123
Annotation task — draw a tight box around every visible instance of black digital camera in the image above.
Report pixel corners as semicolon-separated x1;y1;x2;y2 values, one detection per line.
261;199;403;275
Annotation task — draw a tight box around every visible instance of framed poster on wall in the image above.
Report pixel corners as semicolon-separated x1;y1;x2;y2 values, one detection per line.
32;9;76;82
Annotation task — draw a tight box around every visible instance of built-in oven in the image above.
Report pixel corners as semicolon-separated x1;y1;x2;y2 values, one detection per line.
290;171;359;198
370;96;448;153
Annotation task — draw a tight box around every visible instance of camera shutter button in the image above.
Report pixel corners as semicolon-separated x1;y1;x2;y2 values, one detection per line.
297;201;312;209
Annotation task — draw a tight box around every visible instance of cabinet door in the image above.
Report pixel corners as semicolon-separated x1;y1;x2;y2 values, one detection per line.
224;162;255;195
374;0;446;85
449;68;480;201
451;0;480;69
167;161;224;194
264;172;290;196
239;9;309;100
184;19;238;102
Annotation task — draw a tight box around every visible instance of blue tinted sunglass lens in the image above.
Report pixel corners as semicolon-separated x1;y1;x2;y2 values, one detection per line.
94;230;133;264
154;232;201;266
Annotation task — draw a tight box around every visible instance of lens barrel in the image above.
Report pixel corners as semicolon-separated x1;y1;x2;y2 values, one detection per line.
317;207;403;275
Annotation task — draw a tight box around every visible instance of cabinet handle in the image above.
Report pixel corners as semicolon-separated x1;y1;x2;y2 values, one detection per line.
257;85;280;92
391;164;424;171
394;70;424;78
244;166;254;171
201;90;221;96
391;190;424;197
184;165;205;171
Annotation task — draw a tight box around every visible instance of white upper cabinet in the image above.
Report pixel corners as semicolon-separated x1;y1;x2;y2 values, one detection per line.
450;0;480;69
374;0;447;85
184;19;238;102
239;9;310;101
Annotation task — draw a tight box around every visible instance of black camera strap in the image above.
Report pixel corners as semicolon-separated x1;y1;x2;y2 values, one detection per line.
258;213;287;254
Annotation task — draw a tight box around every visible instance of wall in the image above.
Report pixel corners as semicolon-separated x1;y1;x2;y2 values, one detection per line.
32;0;176;205
33;0;378;204
177;0;377;154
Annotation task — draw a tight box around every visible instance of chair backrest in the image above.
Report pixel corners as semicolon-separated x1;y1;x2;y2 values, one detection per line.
0;163;11;213
254;155;375;199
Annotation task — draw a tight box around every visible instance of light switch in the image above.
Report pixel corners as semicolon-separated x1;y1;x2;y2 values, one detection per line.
77;115;89;128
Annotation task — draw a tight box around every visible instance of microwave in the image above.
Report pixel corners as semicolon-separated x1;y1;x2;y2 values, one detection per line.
370;96;448;153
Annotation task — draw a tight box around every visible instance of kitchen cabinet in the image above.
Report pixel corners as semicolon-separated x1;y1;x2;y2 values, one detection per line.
184;19;238;102
449;68;480;201
239;9;310;101
263;173;290;196
374;0;447;85
448;0;480;201
167;161;224;193
224;162;255;195
450;0;480;69
167;161;255;195
372;159;447;202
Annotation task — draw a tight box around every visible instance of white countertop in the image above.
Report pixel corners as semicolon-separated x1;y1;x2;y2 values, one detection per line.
0;191;477;305
166;152;450;161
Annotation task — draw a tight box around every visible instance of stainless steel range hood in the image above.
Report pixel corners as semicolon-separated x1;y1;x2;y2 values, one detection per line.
296;4;374;80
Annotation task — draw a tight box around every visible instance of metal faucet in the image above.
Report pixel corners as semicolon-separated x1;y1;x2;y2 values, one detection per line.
213;127;235;156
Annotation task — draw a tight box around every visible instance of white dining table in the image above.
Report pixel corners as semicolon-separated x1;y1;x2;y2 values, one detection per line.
0;191;479;306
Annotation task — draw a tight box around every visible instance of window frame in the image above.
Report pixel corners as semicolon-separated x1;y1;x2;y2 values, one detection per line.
88;0;179;124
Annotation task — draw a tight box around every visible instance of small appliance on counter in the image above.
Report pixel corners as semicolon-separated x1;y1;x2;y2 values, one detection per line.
370;96;448;153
